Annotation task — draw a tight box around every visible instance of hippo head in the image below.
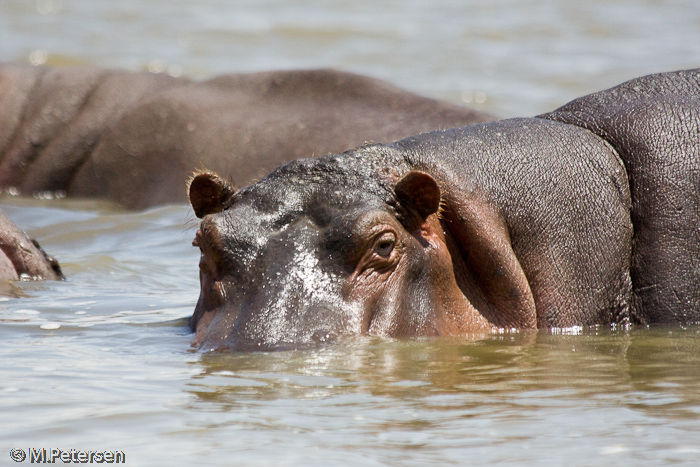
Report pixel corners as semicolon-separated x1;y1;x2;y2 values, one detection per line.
188;150;536;351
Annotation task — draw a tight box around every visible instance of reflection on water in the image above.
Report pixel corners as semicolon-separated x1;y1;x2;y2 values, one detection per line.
191;328;700;419
183;329;700;465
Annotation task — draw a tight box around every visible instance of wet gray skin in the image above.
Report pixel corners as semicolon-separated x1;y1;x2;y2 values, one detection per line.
189;150;486;351
193;152;394;350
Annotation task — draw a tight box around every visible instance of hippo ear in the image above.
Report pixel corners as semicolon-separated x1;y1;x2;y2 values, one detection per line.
394;171;441;222
189;172;237;218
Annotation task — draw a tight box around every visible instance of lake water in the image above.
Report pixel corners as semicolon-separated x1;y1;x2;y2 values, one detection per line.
2;1;700;465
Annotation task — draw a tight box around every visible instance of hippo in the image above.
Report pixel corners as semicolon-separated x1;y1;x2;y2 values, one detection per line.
188;68;700;351
0;64;493;209
0;209;63;285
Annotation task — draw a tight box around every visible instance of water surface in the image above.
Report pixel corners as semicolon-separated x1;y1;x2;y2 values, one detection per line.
2;1;700;465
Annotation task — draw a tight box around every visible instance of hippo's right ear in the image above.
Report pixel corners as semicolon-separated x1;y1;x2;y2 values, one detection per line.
188;172;237;218
394;171;442;225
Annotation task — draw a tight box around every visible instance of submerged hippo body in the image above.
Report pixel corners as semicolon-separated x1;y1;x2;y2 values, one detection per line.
189;69;700;351
0;64;493;209
0;209;63;284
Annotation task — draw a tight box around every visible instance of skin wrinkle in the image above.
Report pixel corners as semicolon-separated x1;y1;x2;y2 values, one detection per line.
0;66;47;165
404;119;629;325
0;68;106;188
28;71;184;194
23;74;108;192
540;68;700;323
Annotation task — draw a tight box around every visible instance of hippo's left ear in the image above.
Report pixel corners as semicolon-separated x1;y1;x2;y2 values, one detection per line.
394;171;442;224
189;171;237;218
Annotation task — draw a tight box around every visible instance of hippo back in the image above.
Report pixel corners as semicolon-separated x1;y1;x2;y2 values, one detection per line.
0;64;494;209
540;69;700;324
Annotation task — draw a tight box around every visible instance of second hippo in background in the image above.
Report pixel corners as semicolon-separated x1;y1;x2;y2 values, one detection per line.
0;64;494;209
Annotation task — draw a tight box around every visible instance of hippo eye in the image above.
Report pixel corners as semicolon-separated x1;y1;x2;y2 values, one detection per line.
373;232;396;258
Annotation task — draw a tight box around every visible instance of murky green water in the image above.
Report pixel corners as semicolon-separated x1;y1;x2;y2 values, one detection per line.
2;1;700;465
